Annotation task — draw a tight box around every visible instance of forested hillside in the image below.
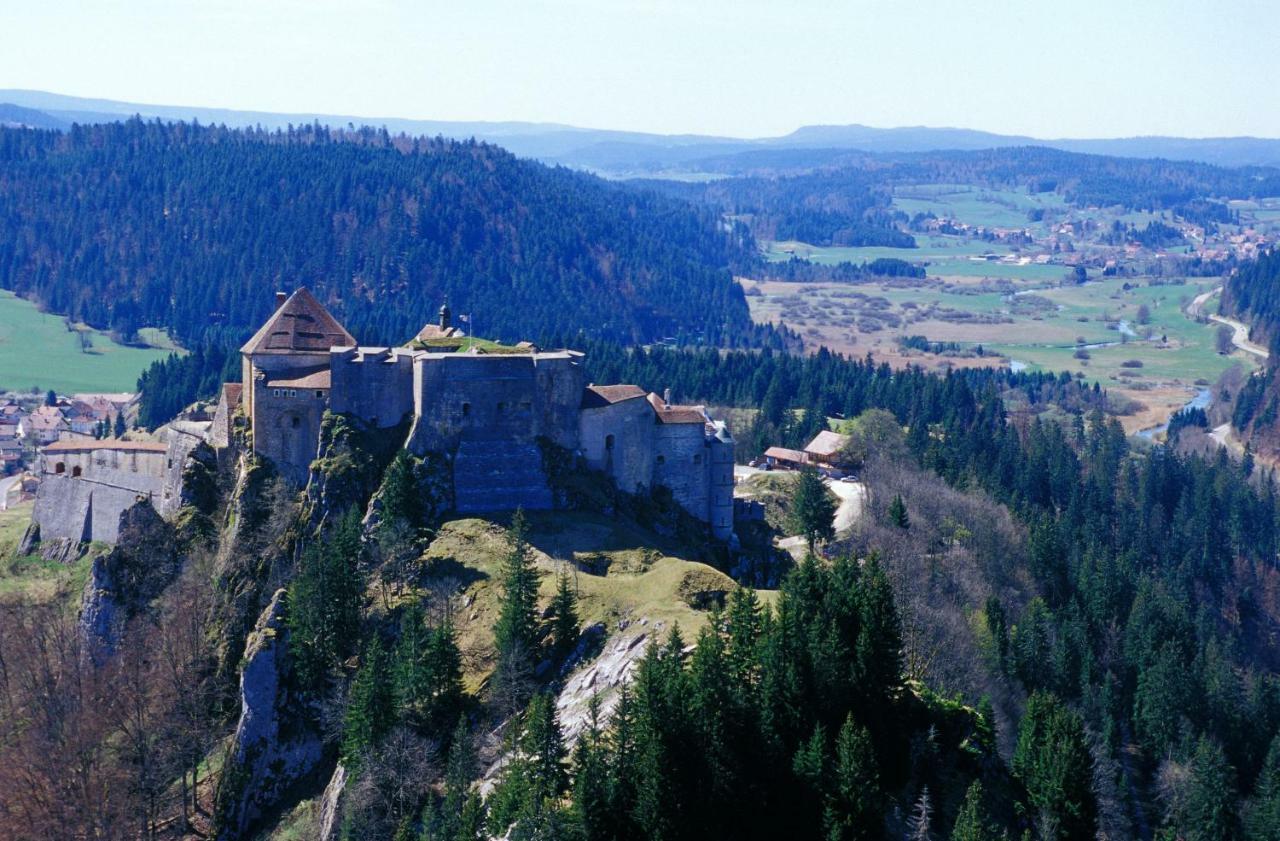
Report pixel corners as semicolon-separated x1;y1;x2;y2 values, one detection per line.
1223;249;1280;450
647;147;1280;247
0;120;765;356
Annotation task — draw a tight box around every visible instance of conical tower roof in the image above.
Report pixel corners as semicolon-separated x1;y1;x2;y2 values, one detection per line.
240;288;355;355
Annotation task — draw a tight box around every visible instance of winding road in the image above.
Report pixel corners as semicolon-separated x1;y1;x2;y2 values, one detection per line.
1187;286;1270;360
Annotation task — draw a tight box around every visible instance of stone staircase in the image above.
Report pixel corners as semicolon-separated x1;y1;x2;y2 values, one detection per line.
453;439;554;513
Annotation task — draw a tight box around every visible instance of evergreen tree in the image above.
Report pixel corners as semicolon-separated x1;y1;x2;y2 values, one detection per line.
952;780;999;841
287;509;366;688
1246;734;1280;841
1174;735;1239;841
394;602;463;735
888;493;910;529
824;715;882;841
571;695;610;841
343;637;396;767
787;468;836;553
1012;692;1096;841
549;570;580;660
113;412;126;438
492;510;541;712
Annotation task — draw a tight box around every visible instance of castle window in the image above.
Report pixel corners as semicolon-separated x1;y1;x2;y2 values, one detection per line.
315;390;324;399
605;434;615;451
462;402;471;418
54;462;65;474
656;455;665;465
273;389;281;398
289;389;297;398
291;416;301;429
71;465;82;478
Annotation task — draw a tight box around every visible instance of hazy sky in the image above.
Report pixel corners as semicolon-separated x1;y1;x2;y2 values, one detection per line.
3;0;1277;139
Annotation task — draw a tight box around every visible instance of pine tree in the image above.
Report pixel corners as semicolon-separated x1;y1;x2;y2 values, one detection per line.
113;411;126;438
571;695;611;841
1176;735;1238;841
492;509;540;712
1246;734;1280;841
824;715;881;841
787;468;836;553
907;786;933;841
1013;692;1096;841
343;637;396;767
888;493;910;529
952;781;999;841
549;570;580;660
288;509;366;688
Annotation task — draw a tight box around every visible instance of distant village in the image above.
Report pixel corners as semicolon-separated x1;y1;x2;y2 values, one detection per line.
0;390;136;508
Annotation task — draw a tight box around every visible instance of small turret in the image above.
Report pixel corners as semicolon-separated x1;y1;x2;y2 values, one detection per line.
439;301;451;331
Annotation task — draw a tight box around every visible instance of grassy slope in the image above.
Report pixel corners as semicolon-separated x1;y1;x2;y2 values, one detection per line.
0;501;96;604
0;290;175;393
399;512;754;692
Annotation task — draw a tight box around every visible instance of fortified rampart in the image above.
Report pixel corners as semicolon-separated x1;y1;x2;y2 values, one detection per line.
36;289;738;547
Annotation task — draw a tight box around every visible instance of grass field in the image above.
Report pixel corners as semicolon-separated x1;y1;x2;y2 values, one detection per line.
891;184;1069;230
0;501;97;604
741;273;1254;430
0;291;176;393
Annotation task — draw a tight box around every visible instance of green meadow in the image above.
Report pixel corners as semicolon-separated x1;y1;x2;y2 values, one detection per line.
0;290;177;394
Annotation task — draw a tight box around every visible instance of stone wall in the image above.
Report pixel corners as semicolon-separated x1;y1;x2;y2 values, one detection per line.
250;379;327;485
408;351;584;454
653;422;711;523
579;398;656;494
707;423;735;541
328;347;415;428
42;447;166;483
33;474;154;544
158;424;210;517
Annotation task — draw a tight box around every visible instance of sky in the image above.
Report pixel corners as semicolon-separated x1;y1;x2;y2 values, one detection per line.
2;0;1277;139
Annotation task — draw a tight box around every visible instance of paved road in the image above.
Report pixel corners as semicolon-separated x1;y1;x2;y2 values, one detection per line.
0;474;21;510
1188;286;1269;360
827;478;865;533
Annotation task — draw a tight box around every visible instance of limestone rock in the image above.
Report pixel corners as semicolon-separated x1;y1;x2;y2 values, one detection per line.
16;521;39;557
78;501;179;656
214;589;324;841
555;626;649;746
317;762;349;841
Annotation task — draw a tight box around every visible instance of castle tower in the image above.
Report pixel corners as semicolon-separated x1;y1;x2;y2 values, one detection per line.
239;288;355;484
439;301;451;331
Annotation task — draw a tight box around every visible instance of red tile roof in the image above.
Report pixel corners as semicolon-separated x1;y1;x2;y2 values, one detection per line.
265;366;331;389
222;383;243;407
42;439;168;454
646;393;708;424
581;384;647;409
240;288;355;355
764;446;808;464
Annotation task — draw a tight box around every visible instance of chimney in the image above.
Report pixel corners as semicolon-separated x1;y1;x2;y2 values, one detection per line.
663;388;671;409
275;291;287;311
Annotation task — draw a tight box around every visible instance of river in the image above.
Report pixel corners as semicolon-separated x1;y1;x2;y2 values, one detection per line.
1137;388;1212;441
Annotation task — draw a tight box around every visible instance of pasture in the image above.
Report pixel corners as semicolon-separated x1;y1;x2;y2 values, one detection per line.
0;291;175;394
741;273;1255;432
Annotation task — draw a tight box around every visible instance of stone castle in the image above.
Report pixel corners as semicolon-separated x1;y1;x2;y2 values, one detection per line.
226;289;735;539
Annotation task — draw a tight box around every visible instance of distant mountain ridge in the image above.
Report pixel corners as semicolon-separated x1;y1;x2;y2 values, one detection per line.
4;89;1280;172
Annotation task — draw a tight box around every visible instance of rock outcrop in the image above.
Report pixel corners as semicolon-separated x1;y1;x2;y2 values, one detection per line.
78;500;179;656
214;589;324;841
317;763;349;841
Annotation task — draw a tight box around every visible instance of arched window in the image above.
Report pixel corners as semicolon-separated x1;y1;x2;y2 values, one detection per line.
71;465;82;478
291;416;301;429
462;402;471;418
54;461;65;474
605;434;615;451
